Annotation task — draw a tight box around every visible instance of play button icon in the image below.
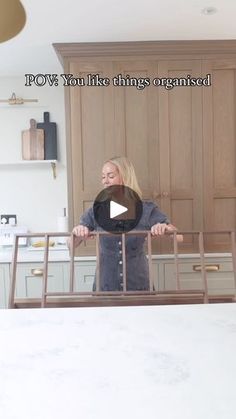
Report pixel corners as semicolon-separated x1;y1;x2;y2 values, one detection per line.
110;201;128;219
93;185;143;233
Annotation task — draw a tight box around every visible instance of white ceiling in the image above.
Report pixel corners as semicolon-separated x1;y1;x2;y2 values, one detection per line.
1;0;236;76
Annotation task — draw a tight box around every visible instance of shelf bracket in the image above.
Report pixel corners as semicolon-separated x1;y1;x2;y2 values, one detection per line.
51;162;57;179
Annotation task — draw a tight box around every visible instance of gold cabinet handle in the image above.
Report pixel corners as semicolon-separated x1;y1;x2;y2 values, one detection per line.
193;264;220;272
31;268;44;276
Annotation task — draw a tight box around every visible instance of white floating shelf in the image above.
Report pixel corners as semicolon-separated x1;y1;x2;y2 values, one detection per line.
6;160;57;164
0;160;57;178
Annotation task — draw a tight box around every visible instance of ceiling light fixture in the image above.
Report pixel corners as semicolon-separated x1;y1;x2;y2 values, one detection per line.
0;0;26;43
201;6;218;15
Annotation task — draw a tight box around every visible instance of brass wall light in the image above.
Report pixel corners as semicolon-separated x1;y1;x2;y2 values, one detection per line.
0;0;26;43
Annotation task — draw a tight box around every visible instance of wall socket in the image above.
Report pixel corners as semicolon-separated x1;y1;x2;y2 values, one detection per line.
0;214;17;224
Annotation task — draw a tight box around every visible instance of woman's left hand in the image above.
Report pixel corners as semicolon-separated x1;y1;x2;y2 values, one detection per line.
151;223;176;236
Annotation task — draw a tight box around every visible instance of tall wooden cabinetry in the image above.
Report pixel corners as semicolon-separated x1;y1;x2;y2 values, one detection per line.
54;41;236;254
202;59;236;251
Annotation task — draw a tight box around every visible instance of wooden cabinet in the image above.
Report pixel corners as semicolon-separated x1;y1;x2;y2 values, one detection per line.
113;60;160;200
202;59;236;251
158;59;203;253
55;40;236;254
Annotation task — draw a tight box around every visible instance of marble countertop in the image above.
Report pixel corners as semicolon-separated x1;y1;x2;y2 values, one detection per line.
0;303;235;419
0;246;232;263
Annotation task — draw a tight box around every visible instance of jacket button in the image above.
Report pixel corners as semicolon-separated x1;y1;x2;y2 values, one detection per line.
119;260;123;264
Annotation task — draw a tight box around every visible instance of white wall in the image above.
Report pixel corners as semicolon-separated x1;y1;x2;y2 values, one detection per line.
0;77;68;232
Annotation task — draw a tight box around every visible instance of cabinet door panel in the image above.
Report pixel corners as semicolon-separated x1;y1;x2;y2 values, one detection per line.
113;61;160;198
68;61;116;255
203;59;236;251
158;60;203;252
113;61;162;253
72;262;96;292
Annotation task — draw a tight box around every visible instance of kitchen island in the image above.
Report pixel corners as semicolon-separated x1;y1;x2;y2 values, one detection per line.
0;303;235;419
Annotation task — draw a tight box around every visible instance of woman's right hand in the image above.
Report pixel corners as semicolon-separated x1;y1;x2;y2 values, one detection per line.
67;225;92;250
72;225;91;240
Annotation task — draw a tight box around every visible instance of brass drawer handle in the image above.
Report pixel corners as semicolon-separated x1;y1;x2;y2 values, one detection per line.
31;268;44;276
193;264;220;272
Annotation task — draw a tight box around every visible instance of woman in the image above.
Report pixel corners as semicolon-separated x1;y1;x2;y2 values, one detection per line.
70;156;179;291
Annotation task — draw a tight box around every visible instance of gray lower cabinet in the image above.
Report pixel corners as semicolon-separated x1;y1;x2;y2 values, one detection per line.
0;264;10;308
15;261;96;299
156;257;235;295
0;255;235;308
72;262;96;292
15;262;69;298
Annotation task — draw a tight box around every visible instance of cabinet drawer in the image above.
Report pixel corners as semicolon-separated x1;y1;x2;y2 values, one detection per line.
15;262;69;298
163;259;235;295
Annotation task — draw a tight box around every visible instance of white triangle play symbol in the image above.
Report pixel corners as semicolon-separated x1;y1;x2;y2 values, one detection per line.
110;200;128;219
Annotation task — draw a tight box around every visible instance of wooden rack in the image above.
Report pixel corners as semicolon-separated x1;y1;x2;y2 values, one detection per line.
8;230;236;309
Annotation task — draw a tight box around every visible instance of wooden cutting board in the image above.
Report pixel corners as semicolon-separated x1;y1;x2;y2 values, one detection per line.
22;119;44;160
37;112;57;160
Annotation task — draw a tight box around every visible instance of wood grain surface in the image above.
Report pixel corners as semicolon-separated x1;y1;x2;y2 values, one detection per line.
22;119;44;160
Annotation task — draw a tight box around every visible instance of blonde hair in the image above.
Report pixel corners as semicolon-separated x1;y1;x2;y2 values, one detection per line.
105;156;142;198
